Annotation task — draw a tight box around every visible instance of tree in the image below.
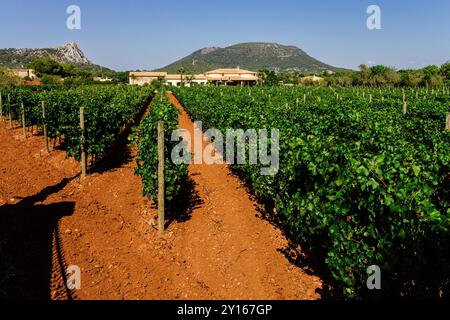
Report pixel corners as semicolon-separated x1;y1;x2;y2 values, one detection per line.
151;77;165;90
258;69;268;86
370;65;393;76
440;62;450;81
356;65;401;87
62;64;78;77
0;67;19;86
338;76;354;86
177;67;186;87
359;64;371;83
112;71;130;84
400;71;422;87
421;74;444;87
384;70;401;87
186;74;195;86
41;74;62;85
28;58;65;77
257;69;279;86
421;65;440;76
368;74;386;87
27;58;100;85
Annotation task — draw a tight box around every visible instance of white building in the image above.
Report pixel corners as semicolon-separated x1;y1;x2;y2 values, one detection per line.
165;74;207;87
94;76;113;82
129;67;259;86
205;67;259;86
129;72;168;86
300;75;324;84
11;69;37;80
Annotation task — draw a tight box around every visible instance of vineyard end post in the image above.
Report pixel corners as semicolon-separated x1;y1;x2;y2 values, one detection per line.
41;101;49;153
21;102;26;138
8;94;12;129
0;92;3;123
446;113;450;131
80;107;87;178
157;120;165;235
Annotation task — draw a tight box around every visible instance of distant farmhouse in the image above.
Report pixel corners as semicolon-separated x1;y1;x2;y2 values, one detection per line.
129;67;259;86
11;69;37;80
94;76;113;83
300;75;324;84
10;68;42;85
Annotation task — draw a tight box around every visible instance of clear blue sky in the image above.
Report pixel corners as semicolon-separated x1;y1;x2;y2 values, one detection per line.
0;0;449;71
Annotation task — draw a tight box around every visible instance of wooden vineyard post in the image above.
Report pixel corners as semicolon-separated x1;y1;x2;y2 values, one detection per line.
157;120;165;235
0;92;3;123
42;101;49;153
21;102;26;138
402;93;407;115
446;113;450;131
80;107;87;178
369;94;372;103
8;94;12;129
303;94;306;103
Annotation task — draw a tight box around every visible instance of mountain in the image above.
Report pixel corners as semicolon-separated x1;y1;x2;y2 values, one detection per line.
0;42;112;73
156;42;343;74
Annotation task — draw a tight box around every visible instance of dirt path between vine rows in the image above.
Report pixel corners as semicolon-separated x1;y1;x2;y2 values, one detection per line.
0;95;322;300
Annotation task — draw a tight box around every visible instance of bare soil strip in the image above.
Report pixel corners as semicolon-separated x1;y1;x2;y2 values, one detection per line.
0;95;321;300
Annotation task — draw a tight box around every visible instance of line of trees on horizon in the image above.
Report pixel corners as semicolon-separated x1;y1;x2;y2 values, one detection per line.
262;62;450;88
325;63;450;87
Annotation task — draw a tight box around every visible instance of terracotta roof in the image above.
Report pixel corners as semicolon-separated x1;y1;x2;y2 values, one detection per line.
209;77;258;82
165;74;207;81
205;68;256;75
165;74;184;80
129;72;167;77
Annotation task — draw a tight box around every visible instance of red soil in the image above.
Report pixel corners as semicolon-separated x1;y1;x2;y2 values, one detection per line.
0;95;322;300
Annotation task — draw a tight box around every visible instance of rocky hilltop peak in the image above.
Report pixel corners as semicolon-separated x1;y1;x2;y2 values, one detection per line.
0;41;93;68
54;42;90;64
